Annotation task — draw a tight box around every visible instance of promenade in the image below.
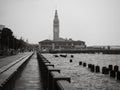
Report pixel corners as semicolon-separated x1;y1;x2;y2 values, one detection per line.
0;52;77;90
0;52;44;90
13;53;44;90
0;53;30;68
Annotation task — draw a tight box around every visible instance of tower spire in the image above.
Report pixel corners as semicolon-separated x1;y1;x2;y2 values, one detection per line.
54;10;59;24
53;10;59;41
55;10;58;16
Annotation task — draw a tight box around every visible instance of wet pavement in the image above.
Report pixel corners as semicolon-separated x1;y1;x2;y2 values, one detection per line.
13;53;44;90
0;53;30;68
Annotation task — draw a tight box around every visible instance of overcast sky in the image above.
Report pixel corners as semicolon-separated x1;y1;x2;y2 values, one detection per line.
0;0;120;46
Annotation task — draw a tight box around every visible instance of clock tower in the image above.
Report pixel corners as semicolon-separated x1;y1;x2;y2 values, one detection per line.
53;10;59;41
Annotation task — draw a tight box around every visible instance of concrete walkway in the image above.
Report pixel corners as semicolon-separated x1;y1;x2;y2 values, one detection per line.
13;53;44;90
0;52;30;68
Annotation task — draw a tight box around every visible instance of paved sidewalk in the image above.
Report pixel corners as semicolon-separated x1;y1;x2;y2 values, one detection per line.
0;52;31;68
13;53;44;90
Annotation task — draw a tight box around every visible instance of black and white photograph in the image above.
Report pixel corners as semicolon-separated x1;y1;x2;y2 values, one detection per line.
0;0;120;90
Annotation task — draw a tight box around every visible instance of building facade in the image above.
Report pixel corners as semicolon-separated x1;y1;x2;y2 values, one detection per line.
39;10;86;52
39;39;86;51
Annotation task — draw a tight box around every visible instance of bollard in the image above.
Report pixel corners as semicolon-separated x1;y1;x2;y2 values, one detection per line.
71;55;74;58
70;59;72;63
110;70;116;78
83;62;86;67
117;71;120;80
108;65;113;71
102;67;109;74
79;61;82;65
88;64;92;69
91;64;95;72
114;65;119;72
95;65;100;73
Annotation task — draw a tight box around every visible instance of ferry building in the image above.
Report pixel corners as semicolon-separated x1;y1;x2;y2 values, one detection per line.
39;10;86;51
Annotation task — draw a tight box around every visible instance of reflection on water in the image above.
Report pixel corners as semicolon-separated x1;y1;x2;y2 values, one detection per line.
43;54;120;90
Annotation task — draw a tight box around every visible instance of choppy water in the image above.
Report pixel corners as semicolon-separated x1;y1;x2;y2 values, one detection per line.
43;53;120;90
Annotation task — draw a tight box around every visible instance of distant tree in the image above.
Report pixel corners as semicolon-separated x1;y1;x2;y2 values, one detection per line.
1;28;13;50
1;26;36;53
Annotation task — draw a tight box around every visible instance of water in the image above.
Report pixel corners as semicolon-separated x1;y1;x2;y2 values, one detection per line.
43;53;120;90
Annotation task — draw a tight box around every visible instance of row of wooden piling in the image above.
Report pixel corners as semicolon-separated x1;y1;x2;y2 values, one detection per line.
78;61;120;80
67;54;120;80
37;53;77;90
57;54;120;81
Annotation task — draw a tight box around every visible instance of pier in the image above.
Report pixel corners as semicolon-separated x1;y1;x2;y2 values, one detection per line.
0;52;76;90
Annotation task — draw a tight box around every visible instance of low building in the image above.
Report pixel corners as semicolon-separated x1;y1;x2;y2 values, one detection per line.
39;39;86;51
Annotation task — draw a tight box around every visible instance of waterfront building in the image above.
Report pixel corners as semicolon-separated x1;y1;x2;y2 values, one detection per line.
39;10;86;51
